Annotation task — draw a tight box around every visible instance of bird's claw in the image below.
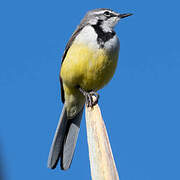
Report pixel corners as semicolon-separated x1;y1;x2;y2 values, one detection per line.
79;87;99;107
88;91;99;107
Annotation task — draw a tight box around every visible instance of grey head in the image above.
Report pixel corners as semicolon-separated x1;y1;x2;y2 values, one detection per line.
80;8;132;32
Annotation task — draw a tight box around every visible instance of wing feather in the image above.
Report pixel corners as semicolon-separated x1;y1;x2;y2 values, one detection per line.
59;23;85;103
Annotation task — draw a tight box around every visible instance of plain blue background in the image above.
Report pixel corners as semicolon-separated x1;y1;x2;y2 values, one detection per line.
0;0;180;179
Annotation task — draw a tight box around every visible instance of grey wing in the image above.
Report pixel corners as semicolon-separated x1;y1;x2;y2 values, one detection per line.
59;24;85;103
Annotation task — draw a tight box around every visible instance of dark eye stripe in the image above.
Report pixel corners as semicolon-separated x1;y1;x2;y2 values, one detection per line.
103;11;116;18
104;11;111;16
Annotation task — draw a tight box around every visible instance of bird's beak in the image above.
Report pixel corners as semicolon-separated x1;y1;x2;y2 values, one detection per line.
118;13;133;19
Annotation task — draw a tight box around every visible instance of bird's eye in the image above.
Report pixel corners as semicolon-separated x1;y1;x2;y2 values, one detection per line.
104;11;111;17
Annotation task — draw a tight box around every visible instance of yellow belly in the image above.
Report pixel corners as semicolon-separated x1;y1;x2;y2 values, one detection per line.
61;43;119;91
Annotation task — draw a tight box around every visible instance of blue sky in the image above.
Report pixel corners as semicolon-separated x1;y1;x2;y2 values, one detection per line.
0;0;180;179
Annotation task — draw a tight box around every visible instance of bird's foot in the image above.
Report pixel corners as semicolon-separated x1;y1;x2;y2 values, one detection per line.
79;87;99;107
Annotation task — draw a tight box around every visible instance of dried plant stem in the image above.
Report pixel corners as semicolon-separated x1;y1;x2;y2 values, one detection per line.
85;103;119;180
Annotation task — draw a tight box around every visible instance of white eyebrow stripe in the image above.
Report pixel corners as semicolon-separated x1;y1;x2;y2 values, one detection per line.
93;10;107;15
93;10;115;16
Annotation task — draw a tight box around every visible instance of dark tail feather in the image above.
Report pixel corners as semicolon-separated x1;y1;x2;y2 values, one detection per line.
48;105;84;170
48;106;68;169
61;108;83;170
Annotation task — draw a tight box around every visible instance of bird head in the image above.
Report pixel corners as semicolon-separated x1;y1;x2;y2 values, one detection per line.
81;8;132;32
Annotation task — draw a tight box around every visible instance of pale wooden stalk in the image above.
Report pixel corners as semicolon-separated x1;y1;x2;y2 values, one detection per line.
85;102;119;180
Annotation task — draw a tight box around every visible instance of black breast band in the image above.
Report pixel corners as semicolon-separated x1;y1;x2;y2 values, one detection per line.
91;20;115;48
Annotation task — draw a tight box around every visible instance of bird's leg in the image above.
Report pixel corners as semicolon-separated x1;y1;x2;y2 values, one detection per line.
78;87;99;107
89;91;99;106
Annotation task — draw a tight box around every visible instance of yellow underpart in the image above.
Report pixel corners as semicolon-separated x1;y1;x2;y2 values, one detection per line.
61;43;119;91
60;42;119;118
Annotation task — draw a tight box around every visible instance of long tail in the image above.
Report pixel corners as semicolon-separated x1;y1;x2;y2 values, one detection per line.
48;105;83;170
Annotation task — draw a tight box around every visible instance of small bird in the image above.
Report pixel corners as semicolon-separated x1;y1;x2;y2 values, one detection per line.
48;8;132;170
